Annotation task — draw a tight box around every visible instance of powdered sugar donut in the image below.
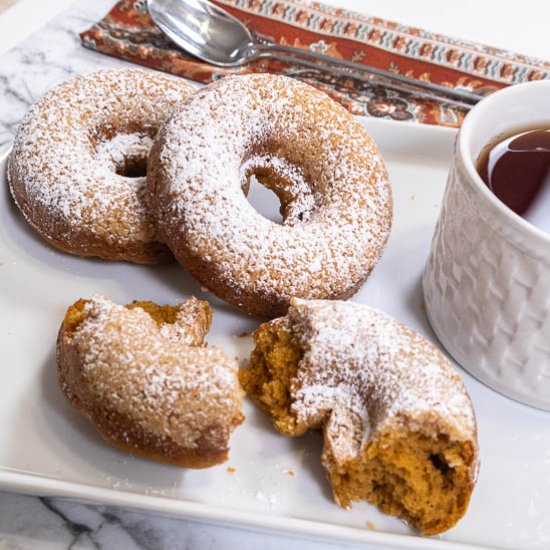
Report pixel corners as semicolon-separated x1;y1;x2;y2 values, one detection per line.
148;74;392;316
57;295;244;468
8;69;195;264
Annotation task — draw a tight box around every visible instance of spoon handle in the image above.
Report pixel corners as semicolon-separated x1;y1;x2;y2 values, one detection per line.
248;42;482;110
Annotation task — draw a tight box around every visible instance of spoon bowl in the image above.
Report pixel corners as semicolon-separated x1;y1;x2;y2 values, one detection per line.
148;0;253;66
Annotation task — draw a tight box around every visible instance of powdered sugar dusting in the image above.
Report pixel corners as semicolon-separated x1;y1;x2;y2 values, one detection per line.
8;69;194;257
286;299;477;462
59;295;242;451
150;74;392;314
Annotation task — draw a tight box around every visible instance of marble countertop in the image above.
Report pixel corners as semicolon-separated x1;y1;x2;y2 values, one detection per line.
2;490;365;550
0;1;548;548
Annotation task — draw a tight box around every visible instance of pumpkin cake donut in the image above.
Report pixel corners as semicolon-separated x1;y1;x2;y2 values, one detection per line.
57;295;244;468
148;73;392;316
239;299;479;534
8;69;195;264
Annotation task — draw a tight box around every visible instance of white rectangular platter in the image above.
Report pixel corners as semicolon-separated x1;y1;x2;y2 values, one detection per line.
1;117;549;550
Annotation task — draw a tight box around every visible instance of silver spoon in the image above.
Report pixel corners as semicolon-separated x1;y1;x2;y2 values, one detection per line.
147;0;483;110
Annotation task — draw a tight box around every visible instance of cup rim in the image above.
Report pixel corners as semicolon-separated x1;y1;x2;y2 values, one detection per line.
458;80;550;246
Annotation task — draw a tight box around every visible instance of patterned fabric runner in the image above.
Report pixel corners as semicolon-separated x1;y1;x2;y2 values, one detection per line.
80;0;549;128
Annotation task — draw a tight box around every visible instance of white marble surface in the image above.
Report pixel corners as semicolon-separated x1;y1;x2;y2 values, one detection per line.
0;0;548;548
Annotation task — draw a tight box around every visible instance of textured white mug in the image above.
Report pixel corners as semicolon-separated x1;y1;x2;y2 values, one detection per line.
423;80;550;411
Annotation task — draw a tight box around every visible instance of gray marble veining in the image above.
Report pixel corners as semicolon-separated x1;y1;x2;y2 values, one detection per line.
0;490;371;549
0;0;127;153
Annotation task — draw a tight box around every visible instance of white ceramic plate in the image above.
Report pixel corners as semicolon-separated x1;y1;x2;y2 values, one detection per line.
1;118;548;550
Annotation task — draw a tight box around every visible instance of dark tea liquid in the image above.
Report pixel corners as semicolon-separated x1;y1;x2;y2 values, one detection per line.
477;128;550;233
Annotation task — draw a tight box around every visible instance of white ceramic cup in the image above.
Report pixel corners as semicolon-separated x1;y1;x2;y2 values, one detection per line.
423;80;550;411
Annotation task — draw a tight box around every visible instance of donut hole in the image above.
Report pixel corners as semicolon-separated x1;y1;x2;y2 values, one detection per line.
114;155;148;179
94;132;154;180
245;175;284;225
126;300;180;324
125;299;212;332
241;155;315;225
